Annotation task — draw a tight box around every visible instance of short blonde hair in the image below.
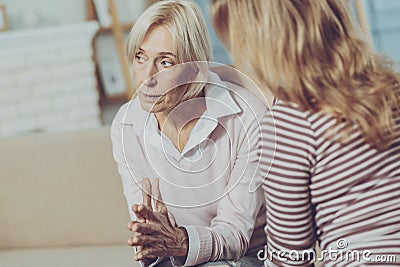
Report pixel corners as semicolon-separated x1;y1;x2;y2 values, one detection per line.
212;0;400;150
127;0;211;100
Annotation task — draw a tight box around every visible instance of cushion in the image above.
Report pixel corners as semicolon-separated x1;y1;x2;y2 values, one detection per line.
0;126;130;249
0;245;140;267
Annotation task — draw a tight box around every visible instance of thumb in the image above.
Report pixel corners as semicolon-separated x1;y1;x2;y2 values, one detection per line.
141;177;153;209
168;212;177;227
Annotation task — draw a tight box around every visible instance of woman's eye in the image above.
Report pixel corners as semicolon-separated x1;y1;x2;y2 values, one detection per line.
160;60;173;67
135;54;145;63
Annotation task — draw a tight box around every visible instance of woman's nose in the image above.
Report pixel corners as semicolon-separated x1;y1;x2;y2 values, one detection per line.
144;64;158;88
144;76;157;87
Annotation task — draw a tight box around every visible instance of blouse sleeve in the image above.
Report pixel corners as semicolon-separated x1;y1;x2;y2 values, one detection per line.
110;110;145;221
110;108;164;267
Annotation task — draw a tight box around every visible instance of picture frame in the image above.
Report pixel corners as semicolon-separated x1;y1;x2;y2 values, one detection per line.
0;5;8;31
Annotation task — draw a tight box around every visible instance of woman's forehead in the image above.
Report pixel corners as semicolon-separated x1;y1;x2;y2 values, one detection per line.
140;25;176;56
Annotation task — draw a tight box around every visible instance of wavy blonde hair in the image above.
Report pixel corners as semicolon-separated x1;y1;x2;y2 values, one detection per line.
212;0;400;149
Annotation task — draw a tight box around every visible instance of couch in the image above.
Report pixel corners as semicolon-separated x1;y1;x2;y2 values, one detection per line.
0;126;140;267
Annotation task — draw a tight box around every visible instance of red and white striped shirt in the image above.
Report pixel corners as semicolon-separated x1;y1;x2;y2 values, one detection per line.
261;101;400;266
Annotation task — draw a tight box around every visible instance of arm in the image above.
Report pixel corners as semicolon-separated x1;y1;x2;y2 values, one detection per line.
111;114;161;267
261;104;317;266
110;114;144;220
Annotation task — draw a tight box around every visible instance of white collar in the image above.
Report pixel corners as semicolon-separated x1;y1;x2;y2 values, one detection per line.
120;71;241;136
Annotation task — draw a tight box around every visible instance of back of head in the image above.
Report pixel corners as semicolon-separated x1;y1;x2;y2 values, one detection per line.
212;0;400;149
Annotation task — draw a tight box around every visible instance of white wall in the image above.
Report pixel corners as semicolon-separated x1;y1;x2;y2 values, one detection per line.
364;0;400;67
1;0;146;30
0;22;101;136
0;0;85;29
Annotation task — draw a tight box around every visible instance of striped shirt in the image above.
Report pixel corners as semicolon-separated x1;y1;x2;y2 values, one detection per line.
261;101;400;266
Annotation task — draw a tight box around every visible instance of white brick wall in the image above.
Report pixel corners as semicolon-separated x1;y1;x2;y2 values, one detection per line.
0;22;101;136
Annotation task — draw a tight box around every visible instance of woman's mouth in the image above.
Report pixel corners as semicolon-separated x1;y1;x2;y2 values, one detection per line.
141;93;163;102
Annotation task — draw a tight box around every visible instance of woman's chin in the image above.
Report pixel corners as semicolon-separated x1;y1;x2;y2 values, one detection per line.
139;93;166;111
139;101;162;113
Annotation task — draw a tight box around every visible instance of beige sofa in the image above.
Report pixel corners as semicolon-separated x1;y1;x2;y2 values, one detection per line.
0;126;140;267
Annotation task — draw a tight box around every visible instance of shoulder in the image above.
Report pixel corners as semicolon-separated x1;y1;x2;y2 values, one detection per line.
263;101;316;142
111;97;143;136
219;81;268;127
207;71;268;119
270;101;311;122
272;101;338;128
112;97;143;126
226;81;268;115
268;100;340;142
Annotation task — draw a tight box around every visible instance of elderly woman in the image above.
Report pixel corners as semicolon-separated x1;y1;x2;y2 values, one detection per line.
212;0;400;266
111;1;267;266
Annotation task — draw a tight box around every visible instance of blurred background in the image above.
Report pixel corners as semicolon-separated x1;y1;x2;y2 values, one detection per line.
0;0;398;266
0;0;399;137
0;0;231;136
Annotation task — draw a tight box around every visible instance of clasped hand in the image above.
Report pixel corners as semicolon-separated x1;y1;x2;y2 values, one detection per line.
127;178;189;262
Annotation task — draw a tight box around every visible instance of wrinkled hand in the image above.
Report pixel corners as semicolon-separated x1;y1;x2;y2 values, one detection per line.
127;177;156;265
128;178;189;261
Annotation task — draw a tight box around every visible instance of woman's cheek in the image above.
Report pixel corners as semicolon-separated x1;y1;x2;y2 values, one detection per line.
133;72;142;88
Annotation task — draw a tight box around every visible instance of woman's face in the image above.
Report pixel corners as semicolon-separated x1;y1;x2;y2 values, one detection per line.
133;26;195;114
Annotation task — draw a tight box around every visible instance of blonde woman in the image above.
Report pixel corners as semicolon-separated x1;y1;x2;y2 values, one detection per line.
111;0;267;266
212;0;400;266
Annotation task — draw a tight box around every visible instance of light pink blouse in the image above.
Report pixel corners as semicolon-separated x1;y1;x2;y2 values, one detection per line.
111;72;267;266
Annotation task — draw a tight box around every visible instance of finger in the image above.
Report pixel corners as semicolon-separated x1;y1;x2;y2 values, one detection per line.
152;178;167;215
136;204;159;223
128;221;143;234
131;234;160;246
142;177;152;209
132;222;155;235
127;221;134;231
127;237;144;253
168;212;177;227
139;247;167;260
135;247;164;260
136;245;143;253
132;204;146;223
128;237;146;252
132;222;164;236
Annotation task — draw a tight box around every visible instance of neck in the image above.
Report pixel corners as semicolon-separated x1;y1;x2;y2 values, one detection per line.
155;97;206;152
